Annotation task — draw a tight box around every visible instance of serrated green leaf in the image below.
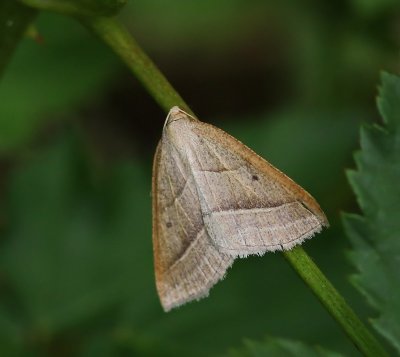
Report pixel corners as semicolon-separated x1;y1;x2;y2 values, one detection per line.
226;336;343;357
343;71;400;353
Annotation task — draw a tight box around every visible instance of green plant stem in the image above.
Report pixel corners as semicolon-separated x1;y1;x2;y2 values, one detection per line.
83;16;193;116
284;246;388;357
82;15;388;357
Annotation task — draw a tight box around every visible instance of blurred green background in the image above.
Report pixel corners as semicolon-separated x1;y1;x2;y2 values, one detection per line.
0;1;399;356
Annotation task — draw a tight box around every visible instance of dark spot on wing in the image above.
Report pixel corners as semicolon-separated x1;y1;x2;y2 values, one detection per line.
166;222;172;228
252;175;259;181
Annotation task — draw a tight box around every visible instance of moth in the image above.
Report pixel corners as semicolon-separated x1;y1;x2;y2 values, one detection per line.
152;106;328;311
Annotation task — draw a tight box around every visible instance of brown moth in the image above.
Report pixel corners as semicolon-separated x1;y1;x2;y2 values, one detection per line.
152;106;328;312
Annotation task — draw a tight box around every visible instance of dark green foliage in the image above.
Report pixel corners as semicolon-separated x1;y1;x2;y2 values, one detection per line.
1;1;400;356
343;72;400;353
0;136;154;354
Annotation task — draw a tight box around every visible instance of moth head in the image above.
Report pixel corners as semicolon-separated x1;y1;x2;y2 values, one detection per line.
163;106;196;141
164;106;189;125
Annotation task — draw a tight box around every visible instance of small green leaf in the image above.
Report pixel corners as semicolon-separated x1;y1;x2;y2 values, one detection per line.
226;336;343;357
20;0;126;17
343;72;400;353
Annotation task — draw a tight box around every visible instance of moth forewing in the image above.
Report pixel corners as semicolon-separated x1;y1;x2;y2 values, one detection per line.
152;126;233;312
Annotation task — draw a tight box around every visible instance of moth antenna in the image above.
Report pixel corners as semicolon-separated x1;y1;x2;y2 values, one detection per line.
177;107;197;121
